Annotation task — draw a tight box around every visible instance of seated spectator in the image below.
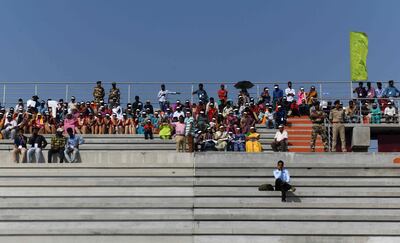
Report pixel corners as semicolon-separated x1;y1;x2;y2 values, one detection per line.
64;127;84;163
384;102;397;123
273;160;295;202
12;128;27;163
1;114;17;139
275;105;286;128
199;127;216;151
173;116;186;152
288;100;300;117
27;127;48;163
48;128;66;163
360;103;370;124
345;100;359;123
306;86;318;105
370;103;381;124
271;125;288;152
230;127;245;152
297;87;306;105
353;82;367;99
263;106;276;129
143;120;154;140
159;120;172;139
299;99;310;116
245;127;262;153
214;125;229;151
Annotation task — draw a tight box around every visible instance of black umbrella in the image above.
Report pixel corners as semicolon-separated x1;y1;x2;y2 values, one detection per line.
234;80;254;90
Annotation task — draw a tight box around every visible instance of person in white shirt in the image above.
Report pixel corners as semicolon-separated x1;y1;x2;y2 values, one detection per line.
271;125;288;152
158;84;180;112
285;81;296;103
68;96;77;111
384;102;397;123
1;114;17;139
173;107;185;119
273;160;295;202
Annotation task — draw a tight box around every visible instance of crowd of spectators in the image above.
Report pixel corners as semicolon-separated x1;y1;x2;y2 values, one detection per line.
0;80;399;158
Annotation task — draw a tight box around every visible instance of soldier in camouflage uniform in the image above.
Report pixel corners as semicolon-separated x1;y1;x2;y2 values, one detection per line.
108;82;120;107
309;102;328;152
93;81;105;103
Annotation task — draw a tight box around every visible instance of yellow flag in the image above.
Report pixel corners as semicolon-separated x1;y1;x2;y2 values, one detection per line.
350;32;368;81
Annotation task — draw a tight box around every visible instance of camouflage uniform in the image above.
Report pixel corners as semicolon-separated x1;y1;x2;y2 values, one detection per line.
108;87;121;106
310;110;328;152
93;86;105;103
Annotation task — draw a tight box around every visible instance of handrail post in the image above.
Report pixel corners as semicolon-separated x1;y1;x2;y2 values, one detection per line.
319;83;323;100
65;84;69;101
2;84;5;107
128;84;131;104
191;84;194;104
34;84;38;96
256;84;260;100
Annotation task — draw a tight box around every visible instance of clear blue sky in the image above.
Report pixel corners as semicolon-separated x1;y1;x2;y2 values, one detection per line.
0;0;399;82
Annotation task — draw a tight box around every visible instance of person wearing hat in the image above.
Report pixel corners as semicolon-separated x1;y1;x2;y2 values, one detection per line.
108;82;121;107
214;125;229;151
93;81;105;103
245;127;262;152
370;103;382;124
12;128;27;163
184;111;195;152
329;100;346;152
306;86;318;105
157;84;180;112
64;127;84;163
48;128;67;163
260;87;271;105
94;113;105;134
137;112;148;135
1;114;17;140
310;102;329;152
271;125;288;152
384;102;397;123
143;119;154;140
263;106;276;129
27;127;48;163
272;84;284;106
275;105;287;128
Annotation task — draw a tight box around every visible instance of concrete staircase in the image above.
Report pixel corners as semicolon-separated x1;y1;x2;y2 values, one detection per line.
0;152;399;242
286;116;325;152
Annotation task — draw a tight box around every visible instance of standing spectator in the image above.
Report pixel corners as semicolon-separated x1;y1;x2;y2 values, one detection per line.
329;100;346;152
143;100;154;114
214;125;229;151
384;102;397;123
192;83;209;103
157;84;180;112
217;84;228;107
48;128;66;163
143;120;154;139
272;84;283;106
27;127;48;163
285;81;296;103
383;80;400;98
271;125;288;152
108;82;121;107
345;100;359;123
306;86;318;105
309;102;329;152
12;128;27;163
64;127;84;163
366;82;376;100
184;111;195;152
275;105;286;128
375;82;385;98
273;160;296;202
353;82;367;99
370;103;381;124
93;81;105;103
1;114;17;139
245;127;262;152
297;87;306;105
173;116;186;152
259;87;271;105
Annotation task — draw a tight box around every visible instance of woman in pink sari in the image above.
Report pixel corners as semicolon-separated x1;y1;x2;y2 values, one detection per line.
63;113;80;134
297;87;306;105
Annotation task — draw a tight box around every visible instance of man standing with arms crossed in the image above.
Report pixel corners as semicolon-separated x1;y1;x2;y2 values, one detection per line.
329;100;347;152
310;101;329;152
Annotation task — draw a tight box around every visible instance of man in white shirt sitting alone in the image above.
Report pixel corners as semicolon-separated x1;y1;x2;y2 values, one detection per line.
271;125;288;152
384;102;397;123
273;160;296;202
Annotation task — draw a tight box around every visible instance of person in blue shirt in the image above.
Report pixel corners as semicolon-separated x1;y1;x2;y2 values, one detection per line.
272;84;284;107
192;83;209;103
273;160;296;202
64;127;84;163
383;80;400;98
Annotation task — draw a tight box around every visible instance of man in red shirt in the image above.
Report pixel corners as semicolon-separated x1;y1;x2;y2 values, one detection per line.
218;84;228;108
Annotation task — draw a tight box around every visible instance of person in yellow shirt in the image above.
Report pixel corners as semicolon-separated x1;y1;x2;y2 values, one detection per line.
245;127;263;152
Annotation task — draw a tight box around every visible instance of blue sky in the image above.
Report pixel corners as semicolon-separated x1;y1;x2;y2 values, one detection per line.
0;0;399;83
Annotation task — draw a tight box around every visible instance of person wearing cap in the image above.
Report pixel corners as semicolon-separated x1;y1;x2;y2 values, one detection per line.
103;113;112;134
27;127;48;163
310;102;329;152
64;127;84;163
245;127;262;152
192;83;209;103
384;102;397;123
285;81;296;103
329;100;347;152
370;103;381;124
94;113;105;134
77;113;88;134
230;127;245;152
158;84;180;112
383;80;400;98
48;128;67;163
12;128;27;163
1;114;17;140
108;82;121;107
173;106;184;119
260;87;271;105
272;84;284;106
306;86;318;105
263;106;276;129
137;112;147;134
214;125;229;151
173;116;186;152
271;125;288;152
240;111;255;134
297;87;306;105
217;84;228;107
275;105;287;128
143;119;154;140
184;111;195;152
121;113;133;134
109;113;120;134
93;81;105;103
